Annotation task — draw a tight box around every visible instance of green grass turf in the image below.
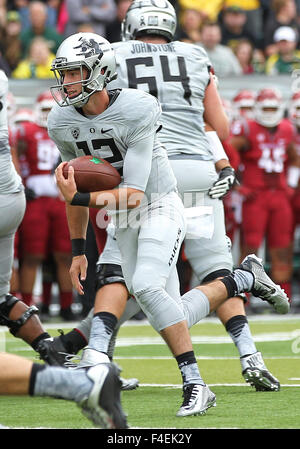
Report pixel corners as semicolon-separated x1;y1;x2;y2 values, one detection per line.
0;316;299;429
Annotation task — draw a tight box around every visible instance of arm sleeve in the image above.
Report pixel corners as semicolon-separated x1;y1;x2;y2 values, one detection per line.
122;133;155;192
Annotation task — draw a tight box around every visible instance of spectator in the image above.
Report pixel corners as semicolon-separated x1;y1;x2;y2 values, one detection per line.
219;6;260;50
252;48;266;72
1;11;22;72
222;0;263;46
0;0;7;29
198;22;242;77
234;39;266;74
106;0;132;43
56;0;69;35
178;0;223;22
0;51;11;77
64;0;117;38
12;37;55;79
20;1;63;57
265;26;300;74
264;0;300;55
15;0;60;30
175;8;204;42
234;38;255;73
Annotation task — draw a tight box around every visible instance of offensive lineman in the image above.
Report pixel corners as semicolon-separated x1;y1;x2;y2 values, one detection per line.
47;0;280;394
48;29;289;417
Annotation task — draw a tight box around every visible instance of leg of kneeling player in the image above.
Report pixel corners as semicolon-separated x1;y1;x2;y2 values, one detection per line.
0;352;128;430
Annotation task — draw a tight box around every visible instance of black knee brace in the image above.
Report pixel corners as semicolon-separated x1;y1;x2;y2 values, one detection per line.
202;270;248;303
95;263;126;292
0;294;38;336
202;269;231;283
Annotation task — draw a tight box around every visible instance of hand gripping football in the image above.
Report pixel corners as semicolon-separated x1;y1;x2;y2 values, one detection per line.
63;155;121;193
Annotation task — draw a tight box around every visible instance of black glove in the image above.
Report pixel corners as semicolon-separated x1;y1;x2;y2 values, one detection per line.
24;187;36;201
208;167;239;199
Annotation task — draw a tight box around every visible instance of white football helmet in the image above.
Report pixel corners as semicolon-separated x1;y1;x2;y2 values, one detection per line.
50;32;117;107
35;90;55;127
254;88;285;128
121;0;177;42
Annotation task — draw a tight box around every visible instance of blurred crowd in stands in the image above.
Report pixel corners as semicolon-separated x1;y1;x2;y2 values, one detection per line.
1;0;300;79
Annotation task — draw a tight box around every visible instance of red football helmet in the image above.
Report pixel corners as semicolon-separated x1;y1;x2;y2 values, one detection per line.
232;89;255;119
254;88;285;127
289;91;300;127
14;107;35;124
35;90;55;127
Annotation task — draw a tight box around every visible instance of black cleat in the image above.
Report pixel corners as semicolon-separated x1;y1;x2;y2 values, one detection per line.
36;335;71;366
79;363;128;429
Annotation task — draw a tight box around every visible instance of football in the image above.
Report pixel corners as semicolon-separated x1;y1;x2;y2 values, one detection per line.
63;155;121;193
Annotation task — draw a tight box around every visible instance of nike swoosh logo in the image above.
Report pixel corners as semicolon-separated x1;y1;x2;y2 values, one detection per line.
101;128;113;134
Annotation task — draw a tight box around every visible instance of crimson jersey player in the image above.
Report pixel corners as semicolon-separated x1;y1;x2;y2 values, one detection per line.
8;104;36;297
289;92;300;227
230;88;299;299
15;91;74;319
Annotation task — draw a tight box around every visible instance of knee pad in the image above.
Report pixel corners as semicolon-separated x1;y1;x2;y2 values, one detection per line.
134;286;185;332
202;269;231;283
95;263;126;292
0;294;38;336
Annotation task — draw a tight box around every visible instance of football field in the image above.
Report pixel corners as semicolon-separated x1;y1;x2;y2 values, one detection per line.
0;314;300;430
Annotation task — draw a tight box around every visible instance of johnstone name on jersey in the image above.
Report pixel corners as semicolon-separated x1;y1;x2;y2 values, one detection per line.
131;42;176;54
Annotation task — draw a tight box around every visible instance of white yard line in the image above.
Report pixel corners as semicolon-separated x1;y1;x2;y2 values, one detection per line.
139;383;300;388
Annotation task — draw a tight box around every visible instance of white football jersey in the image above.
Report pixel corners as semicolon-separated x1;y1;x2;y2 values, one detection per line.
0;71;23;194
110;40;213;160
48;88;177;200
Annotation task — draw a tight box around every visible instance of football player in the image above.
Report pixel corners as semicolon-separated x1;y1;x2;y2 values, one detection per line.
0;352;127;429
14;91;74;320
288;91;300;220
47;0;281;395
231;87;299;299
48;27;289;417
232;89;256;121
